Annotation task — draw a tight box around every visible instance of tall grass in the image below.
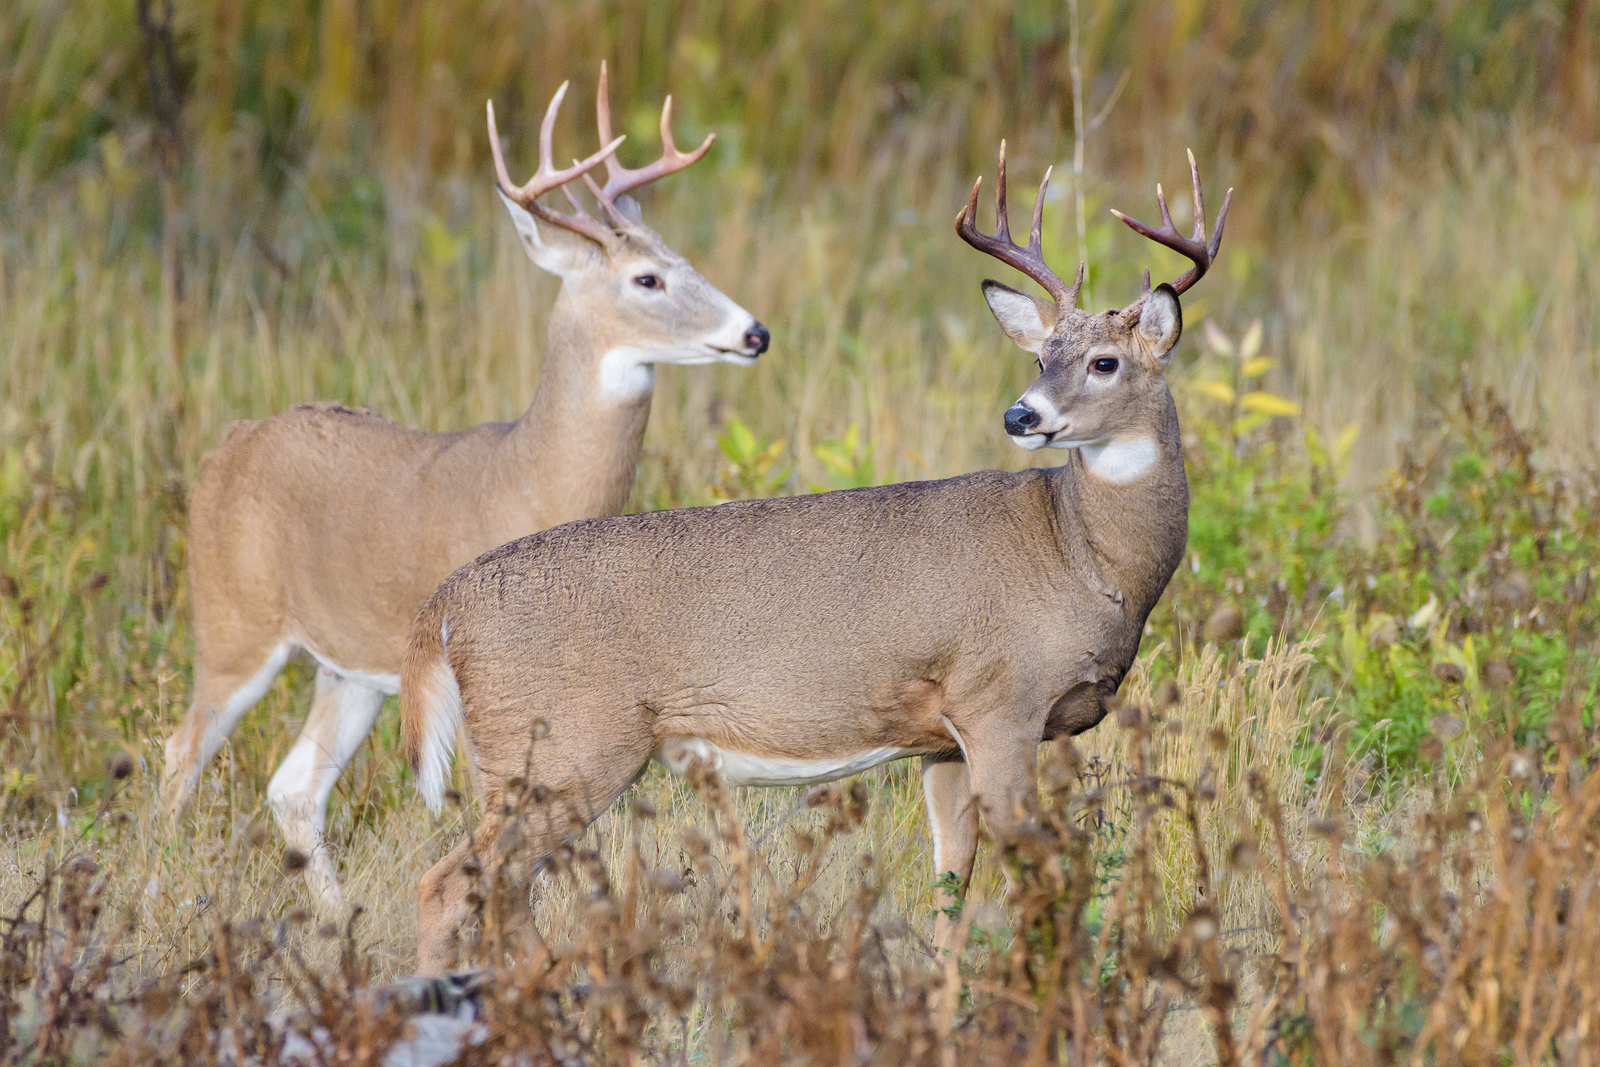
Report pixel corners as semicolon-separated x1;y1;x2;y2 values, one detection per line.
3;2;1600;1059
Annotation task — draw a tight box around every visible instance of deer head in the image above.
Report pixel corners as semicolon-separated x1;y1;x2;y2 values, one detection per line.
488;65;768;395
958;144;1231;461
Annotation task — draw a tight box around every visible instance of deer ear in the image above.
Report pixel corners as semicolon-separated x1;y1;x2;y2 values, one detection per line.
497;187;601;276
613;194;644;225
1137;283;1183;364
982;280;1058;355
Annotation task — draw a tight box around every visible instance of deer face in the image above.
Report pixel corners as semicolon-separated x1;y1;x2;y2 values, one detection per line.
500;192;768;399
982;281;1181;452
488;72;769;402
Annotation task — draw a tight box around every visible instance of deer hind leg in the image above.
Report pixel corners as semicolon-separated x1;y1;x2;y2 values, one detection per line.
416;799;557;976
267;667;386;909
416;743;654;975
164;641;294;819
921;754;980;953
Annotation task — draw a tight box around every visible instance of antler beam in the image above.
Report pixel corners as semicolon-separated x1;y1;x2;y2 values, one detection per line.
1111;149;1233;297
486;82;624;244
954;141;1083;309
586;61;715;227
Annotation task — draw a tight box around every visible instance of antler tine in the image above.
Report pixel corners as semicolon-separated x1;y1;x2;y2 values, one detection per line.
592;61;715;224
954;141;1079;308
487;85;624;243
1111;148;1233;298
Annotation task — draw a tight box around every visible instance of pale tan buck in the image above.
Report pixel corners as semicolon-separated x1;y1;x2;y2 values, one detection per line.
164;68;769;906
401;145;1231;973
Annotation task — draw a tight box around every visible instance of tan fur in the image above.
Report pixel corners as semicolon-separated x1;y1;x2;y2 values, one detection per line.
402;276;1207;975
164;160;765;908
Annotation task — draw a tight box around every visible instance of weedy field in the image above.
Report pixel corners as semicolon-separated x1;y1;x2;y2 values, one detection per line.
2;1;1599;1062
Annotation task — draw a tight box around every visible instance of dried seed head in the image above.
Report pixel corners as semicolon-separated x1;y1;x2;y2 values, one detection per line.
106;751;134;780
1155;678;1182;709
460;857;483;877
281;849;309;874
1429;715;1463;740
1204;603;1244;644
443;789;463;806
1431;662;1465;685
631;796;657;820
1481;659;1516;689
83;571;109;596
530;718;550;741
0;574;17;599
647;870;685;894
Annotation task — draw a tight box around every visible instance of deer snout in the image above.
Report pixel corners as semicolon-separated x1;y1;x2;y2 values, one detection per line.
1005;403;1041;436
744;323;770;355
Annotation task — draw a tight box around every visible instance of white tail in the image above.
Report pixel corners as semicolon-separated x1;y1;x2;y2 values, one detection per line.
404;146;1233;974
406;613;463;815
163;67;766;907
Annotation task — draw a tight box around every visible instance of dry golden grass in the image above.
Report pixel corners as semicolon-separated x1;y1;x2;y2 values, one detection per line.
4;2;1600;1061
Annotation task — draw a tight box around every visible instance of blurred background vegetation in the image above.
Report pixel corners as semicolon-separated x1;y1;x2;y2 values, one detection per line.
1;0;1597;836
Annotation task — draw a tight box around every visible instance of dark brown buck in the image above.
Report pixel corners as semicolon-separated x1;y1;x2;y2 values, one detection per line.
163;67;767;908
401;144;1231;973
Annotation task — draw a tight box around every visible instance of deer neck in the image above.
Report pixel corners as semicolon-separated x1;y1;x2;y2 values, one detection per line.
486;287;654;537
1050;390;1189;619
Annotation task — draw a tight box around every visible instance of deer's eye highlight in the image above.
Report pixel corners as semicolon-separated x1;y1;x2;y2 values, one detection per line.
634;274;661;290
1091;357;1119;375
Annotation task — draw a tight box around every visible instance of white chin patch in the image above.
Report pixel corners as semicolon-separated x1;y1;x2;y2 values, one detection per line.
1008;432;1049;452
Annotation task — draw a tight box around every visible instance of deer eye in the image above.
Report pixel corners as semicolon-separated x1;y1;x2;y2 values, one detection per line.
1091;357;1119;376
633;274;661;290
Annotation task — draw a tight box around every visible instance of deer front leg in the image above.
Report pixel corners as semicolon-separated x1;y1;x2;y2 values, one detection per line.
925;721;1040;950
921;754;978;953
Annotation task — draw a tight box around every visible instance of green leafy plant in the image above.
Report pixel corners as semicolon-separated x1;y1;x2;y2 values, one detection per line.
809;424;879;492
711;418;790;500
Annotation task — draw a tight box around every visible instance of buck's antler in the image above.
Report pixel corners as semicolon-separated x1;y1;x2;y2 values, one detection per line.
585;61;715;227
487;81;624;244
1111;149;1233;299
955;141;1084;309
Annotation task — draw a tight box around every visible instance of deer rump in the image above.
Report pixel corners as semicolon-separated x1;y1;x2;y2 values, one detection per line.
402;465;1167;814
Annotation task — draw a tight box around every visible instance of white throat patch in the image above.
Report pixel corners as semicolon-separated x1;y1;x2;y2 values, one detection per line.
599;344;755;402
598;347;661;401
1080;436;1160;484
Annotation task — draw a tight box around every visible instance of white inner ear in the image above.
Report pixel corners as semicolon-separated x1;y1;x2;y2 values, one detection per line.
984;287;1055;354
1137;288;1182;361
498;189;580;276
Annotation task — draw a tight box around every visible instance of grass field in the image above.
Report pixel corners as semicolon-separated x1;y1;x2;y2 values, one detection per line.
3;1;1600;1062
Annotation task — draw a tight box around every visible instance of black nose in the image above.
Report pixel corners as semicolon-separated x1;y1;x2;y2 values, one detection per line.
744;323;770;355
1004;403;1041;436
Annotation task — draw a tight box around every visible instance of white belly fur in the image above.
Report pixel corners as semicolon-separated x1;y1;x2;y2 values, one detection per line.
657;737;926;787
303;645;402;695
